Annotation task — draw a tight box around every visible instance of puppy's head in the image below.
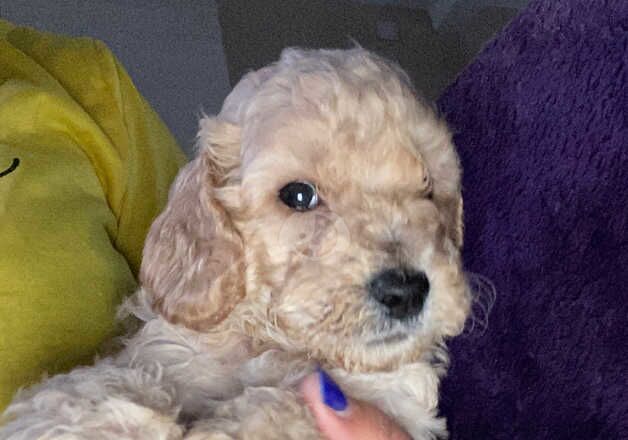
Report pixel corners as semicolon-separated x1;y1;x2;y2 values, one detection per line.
141;48;470;372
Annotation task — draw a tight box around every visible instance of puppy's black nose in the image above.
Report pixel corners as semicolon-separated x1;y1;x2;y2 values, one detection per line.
368;268;430;320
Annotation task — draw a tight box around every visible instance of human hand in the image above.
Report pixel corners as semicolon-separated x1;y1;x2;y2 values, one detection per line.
300;370;411;440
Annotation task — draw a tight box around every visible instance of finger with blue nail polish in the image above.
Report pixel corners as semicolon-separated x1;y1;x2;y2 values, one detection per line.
318;368;348;412
300;370;411;440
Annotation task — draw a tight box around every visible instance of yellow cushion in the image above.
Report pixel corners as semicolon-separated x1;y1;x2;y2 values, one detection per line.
0;20;186;410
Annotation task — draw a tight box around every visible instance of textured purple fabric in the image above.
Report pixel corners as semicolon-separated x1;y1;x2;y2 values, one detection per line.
436;1;628;438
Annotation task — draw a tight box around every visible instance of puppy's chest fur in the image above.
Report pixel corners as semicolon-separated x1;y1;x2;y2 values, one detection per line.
116;317;447;439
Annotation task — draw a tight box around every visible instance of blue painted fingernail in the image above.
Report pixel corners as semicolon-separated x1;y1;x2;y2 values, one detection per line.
318;368;347;411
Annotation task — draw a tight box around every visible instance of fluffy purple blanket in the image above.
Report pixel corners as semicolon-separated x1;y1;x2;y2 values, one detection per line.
437;0;628;438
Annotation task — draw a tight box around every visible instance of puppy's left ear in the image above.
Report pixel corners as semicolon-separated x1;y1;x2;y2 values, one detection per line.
426;145;464;249
450;195;464;249
139;118;244;331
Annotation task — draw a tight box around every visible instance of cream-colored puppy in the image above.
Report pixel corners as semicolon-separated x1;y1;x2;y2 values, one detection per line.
0;47;469;439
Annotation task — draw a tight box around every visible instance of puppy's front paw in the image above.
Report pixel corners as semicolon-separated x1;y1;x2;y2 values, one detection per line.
184;431;234;440
184;387;320;440
0;396;184;440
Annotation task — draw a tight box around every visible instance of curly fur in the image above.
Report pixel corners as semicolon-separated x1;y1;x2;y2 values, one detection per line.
0;47;470;439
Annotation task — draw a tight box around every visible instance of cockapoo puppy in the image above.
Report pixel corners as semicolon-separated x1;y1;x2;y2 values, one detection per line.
0;47;470;439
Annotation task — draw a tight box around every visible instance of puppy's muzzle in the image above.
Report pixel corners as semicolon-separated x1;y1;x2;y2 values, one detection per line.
368;268;430;320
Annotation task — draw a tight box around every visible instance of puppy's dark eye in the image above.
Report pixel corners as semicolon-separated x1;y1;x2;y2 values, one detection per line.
279;181;319;211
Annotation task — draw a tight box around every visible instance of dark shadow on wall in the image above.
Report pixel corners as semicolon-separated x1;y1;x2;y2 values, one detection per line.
217;0;519;100
218;0;451;100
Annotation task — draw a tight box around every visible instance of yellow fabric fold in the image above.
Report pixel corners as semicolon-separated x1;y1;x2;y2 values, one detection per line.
0;20;186;410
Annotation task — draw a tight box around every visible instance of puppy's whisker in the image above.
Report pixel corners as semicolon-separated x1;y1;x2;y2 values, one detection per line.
461;272;497;337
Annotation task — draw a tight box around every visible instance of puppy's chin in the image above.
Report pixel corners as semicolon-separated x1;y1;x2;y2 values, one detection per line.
333;338;429;373
304;323;435;373
267;297;435;372
366;332;409;346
